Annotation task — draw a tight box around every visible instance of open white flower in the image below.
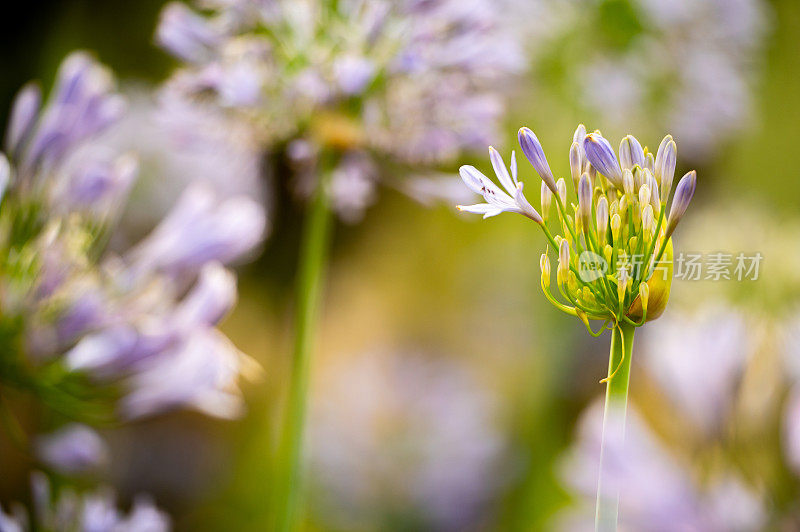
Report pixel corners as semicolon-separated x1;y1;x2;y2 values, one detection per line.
457;148;542;222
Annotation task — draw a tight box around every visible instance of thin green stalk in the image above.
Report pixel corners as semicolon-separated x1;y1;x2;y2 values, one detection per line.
274;171;333;532
595;321;635;532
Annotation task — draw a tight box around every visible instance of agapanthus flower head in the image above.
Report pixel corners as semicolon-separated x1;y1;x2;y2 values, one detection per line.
458;125;699;333
157;0;524;219
0;52;266;431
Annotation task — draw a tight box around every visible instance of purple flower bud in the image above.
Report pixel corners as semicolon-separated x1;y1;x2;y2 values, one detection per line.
5;83;41;155
36;424;108;475
644;151;655;173
572;124;587;146
647;170;661;210
175;262;237;327
583;132;623;188
60;153;138;212
128;184;266;276
619;135;644;170
655;136;677;200
65;325;139;375
518;127;556;193
596;196;609;241
156;2;221;63
559;238;570;273
121;328;246;419
578;172;592;225
53;52;94;106
665;171;697;240
569;142;582;191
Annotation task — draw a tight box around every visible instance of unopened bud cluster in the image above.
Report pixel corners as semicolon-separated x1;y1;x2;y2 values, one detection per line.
458;124;697;330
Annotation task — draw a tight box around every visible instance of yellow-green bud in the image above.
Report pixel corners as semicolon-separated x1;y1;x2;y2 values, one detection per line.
638;184;651;209
567;271;579;293
611;213;622;243
642;204;655;243
596;196;609;243
639;282;650;314
540;253;551;287
623;168;635;196
618;267;629;306
556;178;567;206
604;244;613;265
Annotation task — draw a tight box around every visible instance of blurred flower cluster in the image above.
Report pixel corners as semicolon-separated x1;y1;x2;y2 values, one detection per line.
534;0;770;161
157;0;524;220
307;350;510;530
0;51;266;525
1;473;169;532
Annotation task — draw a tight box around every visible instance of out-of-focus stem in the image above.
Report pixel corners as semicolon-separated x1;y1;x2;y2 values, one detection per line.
274;170;333;532
595;321;635;532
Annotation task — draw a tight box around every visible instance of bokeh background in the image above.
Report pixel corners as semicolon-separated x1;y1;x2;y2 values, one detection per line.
2;0;800;530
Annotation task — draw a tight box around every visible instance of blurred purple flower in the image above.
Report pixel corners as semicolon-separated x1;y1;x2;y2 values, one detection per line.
641;306;751;435
0;473;169;531
28;472;169;531
125;183;265;277
308;350;510;530
156;0;525;218
93;89;267;234
783;386;800;475
557;401;765;531
35;424;109;475
561;0;771;161
0;52;265;423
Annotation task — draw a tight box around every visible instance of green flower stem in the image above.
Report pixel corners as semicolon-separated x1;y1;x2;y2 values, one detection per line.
595;321;636;532
274;170;333;532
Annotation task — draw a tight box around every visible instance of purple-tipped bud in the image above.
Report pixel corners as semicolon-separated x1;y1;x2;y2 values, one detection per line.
573;124;587;146
632;166;644;191
5;83;41;154
540;180;552;222
646;171;660;210
157;2;221;63
655;136;677;200
583;132;623;188
569;142;582;191
642;204;655;241
596;196;609;242
645;151;655;173
665;170;697;240
578;172;592;225
638;183;651;208
558;239;570;275
175;262;237;327
518;127;556;193
619;135;644;170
